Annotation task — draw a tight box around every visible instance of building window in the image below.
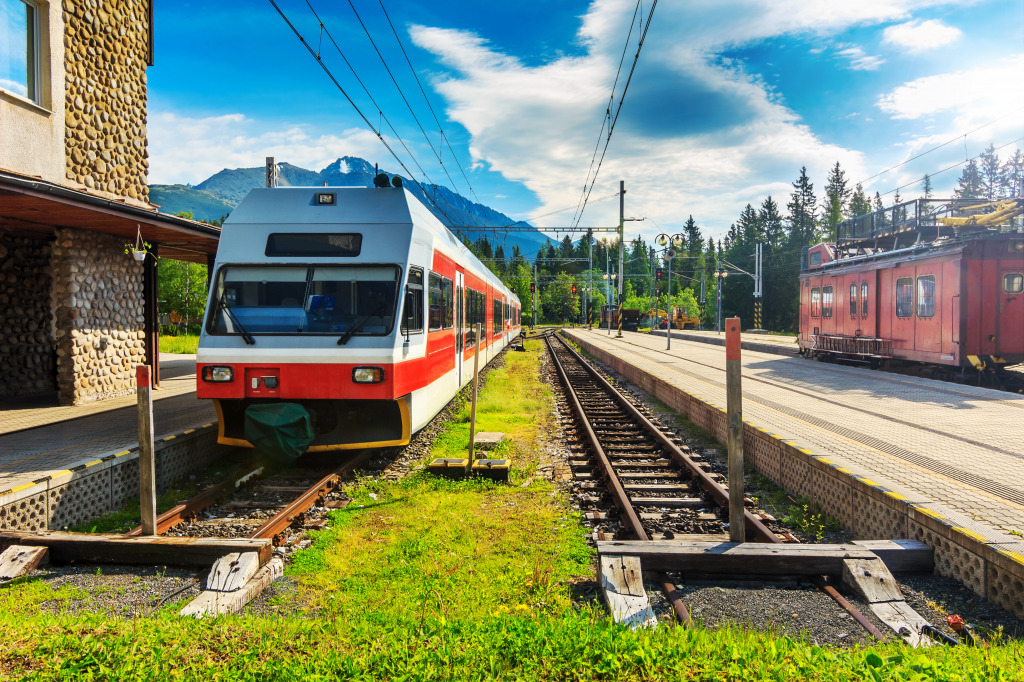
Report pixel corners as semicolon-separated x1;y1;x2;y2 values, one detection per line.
810;287;821;318
917;275;936;318
822;286;833;318
861;282;869;317
1004;273;1024;294
849;283;857;317
896;277;913;318
0;0;39;103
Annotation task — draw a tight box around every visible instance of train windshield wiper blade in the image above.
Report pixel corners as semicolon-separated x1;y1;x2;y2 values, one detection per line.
338;303;386;346
218;294;255;345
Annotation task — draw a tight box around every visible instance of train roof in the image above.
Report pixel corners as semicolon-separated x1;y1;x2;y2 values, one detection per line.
221;186;517;303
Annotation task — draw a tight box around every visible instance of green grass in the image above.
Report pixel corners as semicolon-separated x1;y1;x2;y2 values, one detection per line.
160;334;199;354
1;341;1021;680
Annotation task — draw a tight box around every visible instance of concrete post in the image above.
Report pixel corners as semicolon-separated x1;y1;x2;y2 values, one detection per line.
137;365;157;535
726;317;745;543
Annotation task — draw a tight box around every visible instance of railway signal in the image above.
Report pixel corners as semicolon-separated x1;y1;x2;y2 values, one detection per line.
571;284;577;295
530;282;535;294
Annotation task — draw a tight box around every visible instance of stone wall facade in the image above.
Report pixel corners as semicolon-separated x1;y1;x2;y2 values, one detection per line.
51;228;146;404
63;0;150;202
0;234;54;399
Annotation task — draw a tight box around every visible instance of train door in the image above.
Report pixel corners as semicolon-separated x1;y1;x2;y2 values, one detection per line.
456;271;464;386
998;268;1023;357
915;266;940;354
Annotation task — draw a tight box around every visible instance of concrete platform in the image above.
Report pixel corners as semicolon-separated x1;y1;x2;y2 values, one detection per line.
564;328;1024;618
0;354;222;531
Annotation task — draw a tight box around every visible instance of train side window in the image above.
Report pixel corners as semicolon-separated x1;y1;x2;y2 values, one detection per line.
492;298;500;336
822;286;833;319
810;288;821;318
917;275;936;318
896;277;913;318
441;277;454;328
402;267;424;334
1004;273;1023;294
861;282;869;316
428;273;443;331
849;283;857;317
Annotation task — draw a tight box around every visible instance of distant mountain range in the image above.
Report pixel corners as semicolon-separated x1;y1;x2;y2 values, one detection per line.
148;156;550;256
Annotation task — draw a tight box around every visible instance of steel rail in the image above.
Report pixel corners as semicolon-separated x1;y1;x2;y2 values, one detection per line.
552;333;777;542
545;334;692;625
555;331;887;640
126;465;265;537
250;450;372;545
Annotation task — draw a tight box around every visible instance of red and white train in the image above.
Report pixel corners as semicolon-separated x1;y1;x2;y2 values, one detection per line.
197;180;521;451
798;198;1024;382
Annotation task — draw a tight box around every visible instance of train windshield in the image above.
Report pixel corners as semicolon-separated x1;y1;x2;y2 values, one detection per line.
207;265;400;336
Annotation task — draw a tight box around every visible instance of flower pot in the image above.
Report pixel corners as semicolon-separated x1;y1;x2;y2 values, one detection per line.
132;250;147;262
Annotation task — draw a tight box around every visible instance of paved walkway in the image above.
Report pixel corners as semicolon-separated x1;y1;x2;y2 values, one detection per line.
565;329;1024;549
0;355;214;493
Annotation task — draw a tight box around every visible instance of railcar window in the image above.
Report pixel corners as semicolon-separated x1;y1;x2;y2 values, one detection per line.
428;273;443;331
809;251;821;266
896;277;913;318
265;233;361;257
850;284;857;317
465;288;481;349
402;267;424;335
810;288;821;318
442;278;454;328
208;265;399;336
822;286;833;319
1004;273;1023;294
493;299;501;336
917;275;936;318
861;282;869;316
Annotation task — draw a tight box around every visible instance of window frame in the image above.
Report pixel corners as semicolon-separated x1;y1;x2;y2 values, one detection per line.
822;285;833;319
916;275;936;318
401;266;424;335
849;283;857;318
810;287;821;319
861;282;869;317
427;272;443;331
1003;273;1023;294
1;0;41;105
896;277;914;318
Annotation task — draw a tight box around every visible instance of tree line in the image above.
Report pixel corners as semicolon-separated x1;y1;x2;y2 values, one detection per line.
469;144;1023;332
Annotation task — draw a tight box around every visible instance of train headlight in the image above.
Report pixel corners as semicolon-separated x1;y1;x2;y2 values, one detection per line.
352;367;384;383
201;366;234;382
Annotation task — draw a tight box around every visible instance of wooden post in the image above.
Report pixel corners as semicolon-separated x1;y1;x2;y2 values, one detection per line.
726;317;744;543
466;323;482;469
137;365;157;535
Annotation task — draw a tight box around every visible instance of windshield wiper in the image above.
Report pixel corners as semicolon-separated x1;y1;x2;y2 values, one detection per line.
218;293;255;345
338;303;386;346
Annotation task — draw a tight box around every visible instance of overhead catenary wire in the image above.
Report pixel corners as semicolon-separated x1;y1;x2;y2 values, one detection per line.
268;0;458;225
377;0;481;206
878;136;1024;198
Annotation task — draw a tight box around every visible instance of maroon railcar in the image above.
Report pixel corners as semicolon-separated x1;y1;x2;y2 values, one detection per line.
798;199;1024;379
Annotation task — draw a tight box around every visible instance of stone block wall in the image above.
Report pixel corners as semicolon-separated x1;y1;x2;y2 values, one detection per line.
63;0;150;202
51;227;145;404
0;234;54;398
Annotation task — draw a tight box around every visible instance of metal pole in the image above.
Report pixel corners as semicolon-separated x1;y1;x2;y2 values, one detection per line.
726;317;745;543
716;258;722;333
137;365;157;535
606;250;611;336
588;228;593;328
467;323;482;470
533;262;537;329
666;262;672;350
699;268;705;330
618;180;625;304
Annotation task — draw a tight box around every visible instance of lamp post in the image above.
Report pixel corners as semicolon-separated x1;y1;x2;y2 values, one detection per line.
657;233;685;350
715;260;729;333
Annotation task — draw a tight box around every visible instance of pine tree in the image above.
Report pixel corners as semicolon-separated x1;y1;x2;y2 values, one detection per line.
849;183;871;218
822;161;850;242
683;215;702;258
1003;148;1024;198
786;166;818;247
978;144;1003;200
873;192;888;228
759;196;784;249
921;174;933;199
954;159;984;200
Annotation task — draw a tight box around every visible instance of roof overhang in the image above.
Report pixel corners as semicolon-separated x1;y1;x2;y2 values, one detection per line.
0;169;219;264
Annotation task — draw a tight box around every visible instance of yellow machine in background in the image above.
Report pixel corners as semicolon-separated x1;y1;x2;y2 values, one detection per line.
646;307;700;330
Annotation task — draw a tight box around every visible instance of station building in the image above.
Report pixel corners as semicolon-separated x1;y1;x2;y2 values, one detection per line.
1;0;219;406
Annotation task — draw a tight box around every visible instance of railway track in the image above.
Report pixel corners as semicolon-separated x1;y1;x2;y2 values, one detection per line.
544;331;889;638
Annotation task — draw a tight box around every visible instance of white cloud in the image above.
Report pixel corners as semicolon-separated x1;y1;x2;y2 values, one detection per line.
882;18;961;52
877;54;1024;121
836;45;886;70
146;112;383;185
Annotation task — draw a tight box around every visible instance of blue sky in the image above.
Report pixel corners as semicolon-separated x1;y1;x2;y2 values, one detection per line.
147;0;1024;247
